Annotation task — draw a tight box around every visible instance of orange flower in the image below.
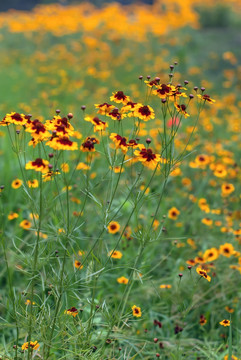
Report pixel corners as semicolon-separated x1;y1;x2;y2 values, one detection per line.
160;284;172;289
199;314;207;326
108;250;123;259
8;212;19;220
117;276;129;284
19;220;32;230
74;260;83;269
201;218;213;226
107;221;120;234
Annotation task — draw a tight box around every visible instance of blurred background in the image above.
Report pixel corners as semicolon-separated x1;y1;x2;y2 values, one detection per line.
0;0;240;117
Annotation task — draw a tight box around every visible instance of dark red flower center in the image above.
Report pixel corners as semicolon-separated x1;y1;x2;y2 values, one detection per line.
140;148;156;162
114;91;126;100
138;106;151;117
57;137;73;146
32;158;45;167
32;120;46;134
11;113;23;121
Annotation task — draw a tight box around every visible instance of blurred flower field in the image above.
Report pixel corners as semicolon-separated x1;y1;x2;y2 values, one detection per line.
0;0;240;359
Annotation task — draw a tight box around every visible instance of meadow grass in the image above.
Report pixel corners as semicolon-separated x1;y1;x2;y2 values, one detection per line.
0;1;241;359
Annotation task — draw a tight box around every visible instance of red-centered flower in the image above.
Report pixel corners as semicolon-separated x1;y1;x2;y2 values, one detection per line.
134;104;155;121
46;136;78;150
198;94;215;103
110;91;130;104
42;170;60;182
134;145;161;169
25;158;49;173
174;103;190;118
153;83;174;98
196;267;211;282
46;116;75;136
85;116;108;132
168;85;187;99
107;108;126;121
109;133;128;153
121;101;139;116
144;78;160;87
25;119;51;140
2;112;28;126
127;139;138;148
94;102;115;115
65;307;79;317
80;136;99;152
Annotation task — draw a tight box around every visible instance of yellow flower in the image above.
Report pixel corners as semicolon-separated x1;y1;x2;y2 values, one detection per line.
221;183;235;197
25;158;49;173
219;243;234;257
21;341;40;351
201;218;213;226
76;162;90;170
196;267;211;282
132;305;142;317
134;145;161;169
107;221;120;234
134;104;155;121
61;162;69;173
11;179;23;189
25;299;36;305
168;207;180;220
219;319;230;327
203;248;219;262
27;179;39;188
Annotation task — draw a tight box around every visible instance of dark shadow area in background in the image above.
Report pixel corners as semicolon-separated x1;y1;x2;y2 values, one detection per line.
0;0;154;12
